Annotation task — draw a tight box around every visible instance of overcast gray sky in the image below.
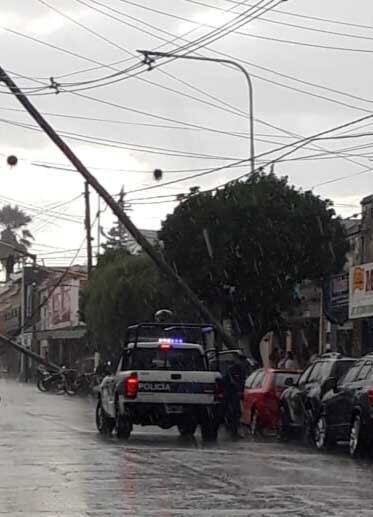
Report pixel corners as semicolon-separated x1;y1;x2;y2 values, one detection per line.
0;0;372;265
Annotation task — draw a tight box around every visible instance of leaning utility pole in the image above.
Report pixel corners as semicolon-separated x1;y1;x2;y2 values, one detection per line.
84;181;93;274
0;67;236;349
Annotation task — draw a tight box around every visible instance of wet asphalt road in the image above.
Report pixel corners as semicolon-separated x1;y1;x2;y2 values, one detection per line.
1;379;373;517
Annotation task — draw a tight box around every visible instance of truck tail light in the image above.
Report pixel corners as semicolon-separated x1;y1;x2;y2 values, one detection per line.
368;388;373;406
124;373;138;399
214;378;225;402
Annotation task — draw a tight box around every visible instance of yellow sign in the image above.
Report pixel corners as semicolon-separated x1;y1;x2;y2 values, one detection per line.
352;267;364;292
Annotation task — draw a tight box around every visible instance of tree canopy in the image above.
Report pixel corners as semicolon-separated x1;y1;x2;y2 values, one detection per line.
102;188;130;252
0;204;33;278
159;172;349;360
81;250;167;360
81;248;202;360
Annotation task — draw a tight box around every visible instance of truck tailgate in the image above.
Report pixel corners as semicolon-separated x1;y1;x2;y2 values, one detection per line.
134;370;219;404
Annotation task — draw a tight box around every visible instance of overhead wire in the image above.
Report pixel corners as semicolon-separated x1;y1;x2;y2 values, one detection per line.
216;0;373;32
180;0;373;42
5;0;372;187
6;0;372;163
122;112;373;196
0;116;246;160
57;0;279;92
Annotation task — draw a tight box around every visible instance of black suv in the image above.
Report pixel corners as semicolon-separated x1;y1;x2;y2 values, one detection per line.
280;353;355;440
314;354;373;457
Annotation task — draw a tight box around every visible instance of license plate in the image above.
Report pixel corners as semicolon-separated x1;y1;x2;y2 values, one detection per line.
165;404;183;414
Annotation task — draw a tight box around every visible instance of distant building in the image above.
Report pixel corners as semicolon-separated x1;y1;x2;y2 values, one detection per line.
35;266;88;367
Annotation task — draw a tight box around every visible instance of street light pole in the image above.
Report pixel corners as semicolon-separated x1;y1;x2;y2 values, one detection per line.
138;50;255;174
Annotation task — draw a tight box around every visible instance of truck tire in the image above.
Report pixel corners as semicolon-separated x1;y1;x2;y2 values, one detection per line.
177;417;197;437
116;410;132;440
200;410;219;442
96;399;115;435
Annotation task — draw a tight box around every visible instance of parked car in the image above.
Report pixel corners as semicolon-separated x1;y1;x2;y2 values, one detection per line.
241;368;302;434
315;354;373;457
280;353;355;441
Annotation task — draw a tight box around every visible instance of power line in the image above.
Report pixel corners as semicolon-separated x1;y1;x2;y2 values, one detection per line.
220;0;373;32
106;0;373;111
58;0;280;93
5;1;365;163
180;0;373;42
62;0;269;89
0;116;245;161
122;113;373;196
54;1;373;123
22;0;372;123
6;1;372;177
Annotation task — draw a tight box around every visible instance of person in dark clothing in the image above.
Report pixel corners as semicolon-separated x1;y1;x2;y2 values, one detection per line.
222;359;246;437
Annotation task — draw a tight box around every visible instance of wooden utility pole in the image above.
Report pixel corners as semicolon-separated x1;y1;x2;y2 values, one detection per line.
96;194;101;259
84;181;93;274
0;67;236;349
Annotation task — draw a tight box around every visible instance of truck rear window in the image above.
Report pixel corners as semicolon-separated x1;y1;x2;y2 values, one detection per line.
128;349;206;371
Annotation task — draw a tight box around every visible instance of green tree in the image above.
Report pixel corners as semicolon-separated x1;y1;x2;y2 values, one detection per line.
102;188;130;252
159;172;349;360
81;249;168;360
0;204;33;278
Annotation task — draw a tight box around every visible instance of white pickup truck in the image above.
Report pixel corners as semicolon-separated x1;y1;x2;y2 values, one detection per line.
96;323;224;441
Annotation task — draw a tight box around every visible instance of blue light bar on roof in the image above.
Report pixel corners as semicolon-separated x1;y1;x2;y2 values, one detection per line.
158;338;184;345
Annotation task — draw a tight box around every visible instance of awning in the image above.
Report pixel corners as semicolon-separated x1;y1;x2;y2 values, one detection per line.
35;326;87;340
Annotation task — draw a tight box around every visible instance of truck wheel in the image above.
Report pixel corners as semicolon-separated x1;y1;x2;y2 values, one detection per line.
200;411;218;442
96;399;115;435
116;411;132;440
177;418;197;437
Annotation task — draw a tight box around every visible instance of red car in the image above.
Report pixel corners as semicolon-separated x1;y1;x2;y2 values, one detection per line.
241;368;302;434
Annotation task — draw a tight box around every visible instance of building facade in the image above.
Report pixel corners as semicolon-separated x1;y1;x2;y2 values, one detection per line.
35;267;88;367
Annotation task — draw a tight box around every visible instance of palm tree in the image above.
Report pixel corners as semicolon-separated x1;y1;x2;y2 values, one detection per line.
0;205;33;278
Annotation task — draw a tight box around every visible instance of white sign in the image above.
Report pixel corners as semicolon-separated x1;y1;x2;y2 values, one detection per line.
349;262;373;319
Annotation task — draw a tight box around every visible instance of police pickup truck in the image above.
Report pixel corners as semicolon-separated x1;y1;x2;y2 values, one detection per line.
95;322;224;441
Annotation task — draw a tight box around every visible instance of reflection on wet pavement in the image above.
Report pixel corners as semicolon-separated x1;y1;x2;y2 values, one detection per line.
1;378;373;516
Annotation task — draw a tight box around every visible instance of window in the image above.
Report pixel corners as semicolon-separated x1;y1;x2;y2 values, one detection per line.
251;370;265;389
307;362;324;383
245;370;260;389
339;362;363;386
127;348;205;371
319;362;334;381
298;365;314;386
334;360;356;381
356;361;373;381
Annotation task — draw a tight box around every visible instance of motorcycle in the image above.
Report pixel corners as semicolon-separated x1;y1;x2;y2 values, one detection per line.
37;366;77;394
37;366;66;393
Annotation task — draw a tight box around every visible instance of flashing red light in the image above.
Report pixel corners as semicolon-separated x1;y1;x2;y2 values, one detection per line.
368;388;373;406
159;343;172;352
124;373;138;399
